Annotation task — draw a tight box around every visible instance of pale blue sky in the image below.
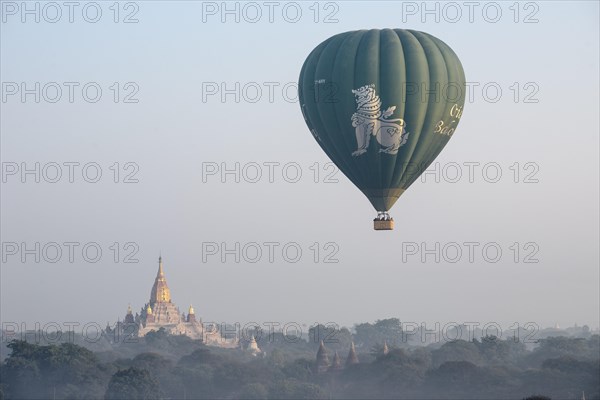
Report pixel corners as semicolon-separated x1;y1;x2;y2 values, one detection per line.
1;1;598;332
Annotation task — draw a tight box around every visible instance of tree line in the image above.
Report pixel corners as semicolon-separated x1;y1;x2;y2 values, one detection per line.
0;320;598;399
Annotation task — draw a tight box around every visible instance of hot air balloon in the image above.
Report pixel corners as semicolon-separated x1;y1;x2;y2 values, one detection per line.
299;29;466;230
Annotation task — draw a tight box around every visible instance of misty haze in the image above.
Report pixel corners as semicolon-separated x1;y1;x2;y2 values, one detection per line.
1;1;599;399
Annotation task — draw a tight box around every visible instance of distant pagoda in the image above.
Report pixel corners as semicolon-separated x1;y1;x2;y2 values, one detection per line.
314;341;360;374
330;351;343;371
383;341;389;355
346;342;359;366
113;256;237;347
316;340;331;373
245;335;262;356
137;256;203;338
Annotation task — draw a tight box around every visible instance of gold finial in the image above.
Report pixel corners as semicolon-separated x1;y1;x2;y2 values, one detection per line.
188;304;195;315
158;256;164;276
146;304;153;314
127;304;132;314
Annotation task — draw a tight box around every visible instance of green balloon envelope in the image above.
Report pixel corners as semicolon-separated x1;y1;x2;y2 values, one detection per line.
299;29;466;218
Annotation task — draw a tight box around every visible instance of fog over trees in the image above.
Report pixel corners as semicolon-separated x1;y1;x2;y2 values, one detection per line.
0;319;598;399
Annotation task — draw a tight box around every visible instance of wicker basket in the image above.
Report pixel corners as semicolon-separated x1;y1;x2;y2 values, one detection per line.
374;219;394;230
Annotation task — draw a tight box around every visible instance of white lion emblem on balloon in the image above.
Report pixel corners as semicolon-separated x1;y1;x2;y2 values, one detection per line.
351;84;410;156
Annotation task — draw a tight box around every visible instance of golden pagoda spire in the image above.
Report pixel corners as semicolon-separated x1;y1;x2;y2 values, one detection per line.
150;255;171;303
158;255;164;277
